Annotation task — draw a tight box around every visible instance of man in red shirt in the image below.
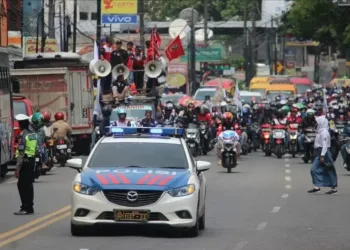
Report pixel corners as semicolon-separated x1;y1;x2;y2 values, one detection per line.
133;46;146;92
287;108;302;124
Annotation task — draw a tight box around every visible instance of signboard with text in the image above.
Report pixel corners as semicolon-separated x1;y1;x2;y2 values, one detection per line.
101;0;138;24
181;48;222;62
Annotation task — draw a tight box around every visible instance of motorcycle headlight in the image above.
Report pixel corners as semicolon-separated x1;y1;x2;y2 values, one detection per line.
264;134;270;139
168;184;195;197
186;134;196;139
73;183;99;196
290;134;297;139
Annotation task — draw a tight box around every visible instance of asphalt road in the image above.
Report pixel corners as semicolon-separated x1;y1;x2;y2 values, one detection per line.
1;151;350;250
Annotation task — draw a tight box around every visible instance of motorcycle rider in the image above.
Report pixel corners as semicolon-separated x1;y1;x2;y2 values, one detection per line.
42;111;53;166
164;101;177;122
30;113;48;170
178;102;197;127
197;104;213;148
51;112;72;157
340;108;350;168
299;109;316;156
216;130;241;167
271;109;289;148
287;108;302;124
140;110;156;127
112;108;131;127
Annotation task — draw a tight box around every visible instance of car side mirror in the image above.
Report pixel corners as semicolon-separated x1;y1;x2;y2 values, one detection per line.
67;158;82;173
196;160;211;172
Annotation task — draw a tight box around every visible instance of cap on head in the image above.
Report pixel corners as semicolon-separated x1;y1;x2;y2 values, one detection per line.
15;114;30;121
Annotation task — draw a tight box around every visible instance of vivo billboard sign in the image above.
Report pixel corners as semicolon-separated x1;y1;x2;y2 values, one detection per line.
101;14;138;24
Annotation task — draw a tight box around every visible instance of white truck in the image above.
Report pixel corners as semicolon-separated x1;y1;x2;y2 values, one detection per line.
10;52;94;155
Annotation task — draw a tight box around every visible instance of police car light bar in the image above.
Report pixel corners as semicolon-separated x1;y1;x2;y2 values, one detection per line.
109;127;184;136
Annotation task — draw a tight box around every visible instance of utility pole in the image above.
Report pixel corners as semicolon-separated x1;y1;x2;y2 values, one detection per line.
138;0;145;47
96;0;102;48
189;8;196;95
243;0;249;86
48;0;55;38
36;16;40;53
72;0;77;52
59;3;63;51
41;0;45;52
251;1;256;78
266;24;272;74
62;0;67;51
203;0;208;46
274;28;278;75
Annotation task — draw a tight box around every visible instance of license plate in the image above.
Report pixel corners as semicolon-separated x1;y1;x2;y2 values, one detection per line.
189;143;196;147
57;144;67;149
114;210;149;222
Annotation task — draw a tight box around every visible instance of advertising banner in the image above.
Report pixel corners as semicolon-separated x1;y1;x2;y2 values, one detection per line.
101;0;138;14
22;0;43;37
23;38;58;56
166;64;188;94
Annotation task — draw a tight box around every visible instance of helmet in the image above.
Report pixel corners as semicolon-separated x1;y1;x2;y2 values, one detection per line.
54;112;64;121
224;112;233;119
306;109;315;115
220;101;227;107
165;102;174;112
281;105;290;113
117;108;126;115
15;114;30;121
291;108;298;113
306;89;312;93
42;111;51;122
31;112;43;125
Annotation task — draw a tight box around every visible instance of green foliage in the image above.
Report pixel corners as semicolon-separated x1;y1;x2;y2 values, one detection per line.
223;56;244;70
281;0;350;47
144;0;260;21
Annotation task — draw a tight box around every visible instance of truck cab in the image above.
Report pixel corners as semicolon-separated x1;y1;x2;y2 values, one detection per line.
12;95;34;159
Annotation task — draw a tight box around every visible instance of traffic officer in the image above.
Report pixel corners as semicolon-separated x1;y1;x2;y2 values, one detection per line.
14;114;38;215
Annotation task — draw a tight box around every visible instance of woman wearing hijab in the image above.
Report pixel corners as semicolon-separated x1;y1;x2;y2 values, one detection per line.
308;115;338;194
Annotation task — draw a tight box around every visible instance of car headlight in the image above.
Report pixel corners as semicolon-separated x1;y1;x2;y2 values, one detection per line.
73;183;99;195
168;184;195;197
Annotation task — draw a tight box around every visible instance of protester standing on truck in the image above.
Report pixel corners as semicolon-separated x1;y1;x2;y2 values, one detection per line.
14;114;36;215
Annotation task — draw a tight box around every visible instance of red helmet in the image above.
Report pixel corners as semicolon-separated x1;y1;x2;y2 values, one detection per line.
291;108;298;113
42;111;51;122
54;112;64;121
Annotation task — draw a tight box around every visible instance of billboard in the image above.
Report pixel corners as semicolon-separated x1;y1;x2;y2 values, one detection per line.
22;0;43;37
101;0;138;24
23;37;58;56
102;0;138;14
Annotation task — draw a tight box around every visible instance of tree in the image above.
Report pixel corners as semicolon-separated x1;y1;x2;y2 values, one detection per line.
280;0;350;47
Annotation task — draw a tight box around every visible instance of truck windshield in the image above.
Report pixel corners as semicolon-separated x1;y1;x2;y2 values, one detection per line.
13;101;28;116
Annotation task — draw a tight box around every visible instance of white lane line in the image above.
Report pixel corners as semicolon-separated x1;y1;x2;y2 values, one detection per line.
284;158;289;161
256;222;267;230
285;185;291;189
285;164;290;167
285;176;291;182
281;194;289;198
233;241;248;250
285;169;291;174
271;206;281;213
6;180;17;184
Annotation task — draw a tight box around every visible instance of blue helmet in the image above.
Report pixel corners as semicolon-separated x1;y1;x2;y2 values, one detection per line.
117;108;126;115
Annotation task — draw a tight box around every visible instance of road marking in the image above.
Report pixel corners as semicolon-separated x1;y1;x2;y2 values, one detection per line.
285;164;290;167
284;158;289;161
6;180;17;184
0;205;71;241
281;193;289;198
285;185;291;189
285;176;291;182
256;222;267;230
271;206;281;213
0;211;70;248
233;241;248;250
285;169;291;174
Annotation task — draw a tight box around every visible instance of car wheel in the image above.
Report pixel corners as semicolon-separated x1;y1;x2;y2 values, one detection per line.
71;222;86;236
199;205;205;230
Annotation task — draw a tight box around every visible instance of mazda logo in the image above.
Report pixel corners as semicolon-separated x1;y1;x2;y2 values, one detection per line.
126;191;138;202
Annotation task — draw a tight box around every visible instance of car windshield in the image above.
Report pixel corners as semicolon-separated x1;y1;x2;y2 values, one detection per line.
295;84;311;94
240;95;262;103
266;91;294;100
13;101;28;116
194;89;224;101
89;142;188;169
161;95;183;104
249;89;266;97
110;105;153;121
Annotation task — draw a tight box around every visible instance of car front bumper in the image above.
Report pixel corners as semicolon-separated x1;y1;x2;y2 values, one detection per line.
71;190;198;228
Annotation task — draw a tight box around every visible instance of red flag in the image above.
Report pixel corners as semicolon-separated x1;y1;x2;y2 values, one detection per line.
147;28;160;62
165;35;185;62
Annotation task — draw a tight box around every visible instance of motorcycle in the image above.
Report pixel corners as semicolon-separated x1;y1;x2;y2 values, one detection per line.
271;124;287;159
288;123;299;158
185;123;200;157
221;140;237;173
55;137;69;167
44;137;55;172
302;128;316;163
199;121;210;155
249;123;260;152
342;138;350;171
260;123;272;156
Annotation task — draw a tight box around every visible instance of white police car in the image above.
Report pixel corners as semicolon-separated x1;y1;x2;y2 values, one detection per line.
67;127;211;237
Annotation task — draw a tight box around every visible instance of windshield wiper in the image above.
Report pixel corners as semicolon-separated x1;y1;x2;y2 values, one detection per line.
115;165;144;168
162;166;187;169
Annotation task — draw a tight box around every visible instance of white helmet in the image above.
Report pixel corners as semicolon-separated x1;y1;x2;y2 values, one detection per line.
220;101;227;107
15;114;30;121
306;109;315;114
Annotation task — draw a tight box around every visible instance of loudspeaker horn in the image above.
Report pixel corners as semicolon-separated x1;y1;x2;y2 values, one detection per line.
145;60;162;78
90;59;112;77
112;64;130;79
